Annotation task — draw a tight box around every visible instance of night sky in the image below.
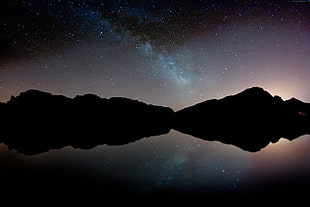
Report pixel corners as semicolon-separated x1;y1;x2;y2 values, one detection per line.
1;0;309;110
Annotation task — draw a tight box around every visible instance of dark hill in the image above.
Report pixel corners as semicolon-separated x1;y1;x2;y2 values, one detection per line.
173;87;310;152
1;87;310;154
0;90;174;155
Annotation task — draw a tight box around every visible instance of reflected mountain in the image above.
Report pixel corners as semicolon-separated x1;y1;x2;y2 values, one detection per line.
173;87;310;152
0;90;173;155
0;87;310;155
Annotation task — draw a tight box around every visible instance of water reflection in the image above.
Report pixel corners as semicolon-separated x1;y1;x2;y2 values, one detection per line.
1;131;310;203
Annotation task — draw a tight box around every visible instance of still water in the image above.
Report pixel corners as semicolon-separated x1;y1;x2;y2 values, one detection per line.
1;130;310;203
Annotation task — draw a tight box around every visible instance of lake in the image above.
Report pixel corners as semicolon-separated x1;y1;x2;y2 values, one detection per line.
1;130;310;204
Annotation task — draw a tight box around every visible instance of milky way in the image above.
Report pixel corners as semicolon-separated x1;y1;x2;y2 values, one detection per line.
1;0;309;109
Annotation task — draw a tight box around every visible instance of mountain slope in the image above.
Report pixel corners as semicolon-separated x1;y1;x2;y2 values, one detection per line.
0;90;174;155
173;87;310;152
0;87;310;154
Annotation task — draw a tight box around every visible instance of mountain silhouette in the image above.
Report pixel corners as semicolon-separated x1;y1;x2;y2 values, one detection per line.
0;90;174;155
173;87;310;152
0;87;310;155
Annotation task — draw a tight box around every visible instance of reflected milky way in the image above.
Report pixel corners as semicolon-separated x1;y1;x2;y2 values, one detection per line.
1;131;310;202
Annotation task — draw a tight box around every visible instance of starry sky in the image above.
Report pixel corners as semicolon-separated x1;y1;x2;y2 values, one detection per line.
1;0;309;110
